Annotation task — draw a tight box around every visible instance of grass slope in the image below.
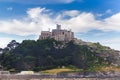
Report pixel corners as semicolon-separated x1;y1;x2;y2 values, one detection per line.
40;67;81;74
40;66;120;74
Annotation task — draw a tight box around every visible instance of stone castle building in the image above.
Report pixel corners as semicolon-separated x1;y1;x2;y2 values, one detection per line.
39;24;74;42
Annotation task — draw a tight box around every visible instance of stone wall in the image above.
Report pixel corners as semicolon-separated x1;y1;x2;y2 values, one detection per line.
0;73;120;80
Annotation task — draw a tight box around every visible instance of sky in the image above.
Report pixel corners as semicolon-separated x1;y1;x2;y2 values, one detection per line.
0;0;120;50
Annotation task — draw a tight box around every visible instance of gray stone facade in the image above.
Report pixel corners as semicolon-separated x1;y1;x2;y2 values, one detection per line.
39;24;74;42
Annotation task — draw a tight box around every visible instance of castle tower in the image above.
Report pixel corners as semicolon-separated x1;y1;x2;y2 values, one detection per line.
56;24;61;30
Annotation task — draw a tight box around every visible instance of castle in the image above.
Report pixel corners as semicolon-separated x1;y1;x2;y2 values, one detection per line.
39;24;74;42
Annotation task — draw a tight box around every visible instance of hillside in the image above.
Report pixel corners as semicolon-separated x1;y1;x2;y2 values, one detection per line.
0;39;120;72
74;39;120;66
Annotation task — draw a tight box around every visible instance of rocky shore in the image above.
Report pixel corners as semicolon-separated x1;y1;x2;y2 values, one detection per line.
57;71;120;78
0;71;120;80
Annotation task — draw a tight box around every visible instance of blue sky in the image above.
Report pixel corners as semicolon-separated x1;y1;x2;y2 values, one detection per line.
0;0;120;50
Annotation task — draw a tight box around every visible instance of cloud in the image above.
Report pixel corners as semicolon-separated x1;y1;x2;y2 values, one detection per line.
7;7;13;11
0;7;55;36
102;13;120;31
60;12;120;33
0;37;25;48
0;19;41;36
100;37;120;50
0;37;13;48
0;7;120;36
106;9;112;14
62;10;80;17
0;0;75;4
57;12;101;32
96;13;103;17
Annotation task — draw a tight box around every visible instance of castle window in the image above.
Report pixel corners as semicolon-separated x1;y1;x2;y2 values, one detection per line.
62;32;64;34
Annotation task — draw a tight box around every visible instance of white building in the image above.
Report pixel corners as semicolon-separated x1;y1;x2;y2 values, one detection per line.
19;71;34;75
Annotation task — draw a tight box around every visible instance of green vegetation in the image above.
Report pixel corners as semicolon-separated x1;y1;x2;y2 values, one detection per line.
0;39;118;72
87;65;120;72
